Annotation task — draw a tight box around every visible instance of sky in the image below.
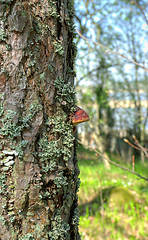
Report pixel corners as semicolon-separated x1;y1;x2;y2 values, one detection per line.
74;0;148;131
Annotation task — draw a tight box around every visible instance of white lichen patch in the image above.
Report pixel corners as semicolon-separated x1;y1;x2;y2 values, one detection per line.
2;150;18;156
4;160;15;167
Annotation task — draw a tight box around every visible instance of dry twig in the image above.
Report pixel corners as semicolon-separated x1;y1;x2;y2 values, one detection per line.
124;135;148;158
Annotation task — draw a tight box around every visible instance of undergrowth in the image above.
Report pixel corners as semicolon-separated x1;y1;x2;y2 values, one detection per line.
78;145;148;240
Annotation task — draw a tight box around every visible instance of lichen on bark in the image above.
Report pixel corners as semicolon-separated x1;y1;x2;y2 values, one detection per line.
0;0;80;239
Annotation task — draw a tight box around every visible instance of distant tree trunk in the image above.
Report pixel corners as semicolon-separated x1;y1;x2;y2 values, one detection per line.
0;1;80;239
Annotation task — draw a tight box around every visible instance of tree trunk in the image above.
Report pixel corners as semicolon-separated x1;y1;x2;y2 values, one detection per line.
0;1;80;239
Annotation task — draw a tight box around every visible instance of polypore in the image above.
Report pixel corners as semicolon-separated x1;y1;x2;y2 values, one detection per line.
71;106;89;126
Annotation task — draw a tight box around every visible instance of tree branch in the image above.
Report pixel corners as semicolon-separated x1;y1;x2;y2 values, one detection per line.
78;140;148;181
133;135;148;157
133;0;148;25
76;28;148;72
124;138;142;151
124;135;148;158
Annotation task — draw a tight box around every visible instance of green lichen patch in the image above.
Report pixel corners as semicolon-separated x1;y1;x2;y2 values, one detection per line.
0;28;7;41
21;102;43;128
0;102;42;157
0;110;21;139
39;135;60;172
54;171;68;189
0;103;3;117
0;173;7;194
39;114;74;174
54;76;76;110
48;0;60;18
19;233;34;240
13;140;28;159
0;215;6;225
48;209;70;240
71;206;79;226
53;41;64;57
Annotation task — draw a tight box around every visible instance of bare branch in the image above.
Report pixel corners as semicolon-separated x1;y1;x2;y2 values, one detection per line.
124;136;148;158
76;28;148;72
133;0;148;25
133;135;148;157
78;140;148;181
124;138;142;151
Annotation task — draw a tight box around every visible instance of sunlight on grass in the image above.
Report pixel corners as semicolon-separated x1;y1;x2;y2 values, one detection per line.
78;145;148;240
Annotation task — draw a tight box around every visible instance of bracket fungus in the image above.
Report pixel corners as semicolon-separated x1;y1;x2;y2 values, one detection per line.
71;106;89;126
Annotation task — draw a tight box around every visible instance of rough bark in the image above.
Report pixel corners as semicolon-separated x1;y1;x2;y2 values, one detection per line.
0;0;80;239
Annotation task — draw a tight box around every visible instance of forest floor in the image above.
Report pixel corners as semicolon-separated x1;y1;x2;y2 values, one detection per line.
77;145;148;240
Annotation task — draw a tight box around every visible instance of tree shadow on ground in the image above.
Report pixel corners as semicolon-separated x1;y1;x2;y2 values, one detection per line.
79;185;138;215
79;186;143;240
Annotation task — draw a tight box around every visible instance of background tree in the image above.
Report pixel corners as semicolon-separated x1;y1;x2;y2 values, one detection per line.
74;0;148;162
0;0;80;239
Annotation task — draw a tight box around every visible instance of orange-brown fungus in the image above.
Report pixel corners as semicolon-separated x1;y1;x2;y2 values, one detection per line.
71;106;89;126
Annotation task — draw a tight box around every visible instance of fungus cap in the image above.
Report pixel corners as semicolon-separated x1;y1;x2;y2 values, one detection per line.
71;106;89;126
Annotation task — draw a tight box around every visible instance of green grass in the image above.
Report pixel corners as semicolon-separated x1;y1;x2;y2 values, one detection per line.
77;145;148;240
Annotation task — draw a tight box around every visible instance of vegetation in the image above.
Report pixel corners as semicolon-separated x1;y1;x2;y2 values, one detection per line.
78;145;148;240
74;2;148;237
74;0;148;163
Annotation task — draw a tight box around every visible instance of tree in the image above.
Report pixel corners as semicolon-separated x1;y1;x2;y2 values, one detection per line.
0;1;80;239
75;0;148;161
